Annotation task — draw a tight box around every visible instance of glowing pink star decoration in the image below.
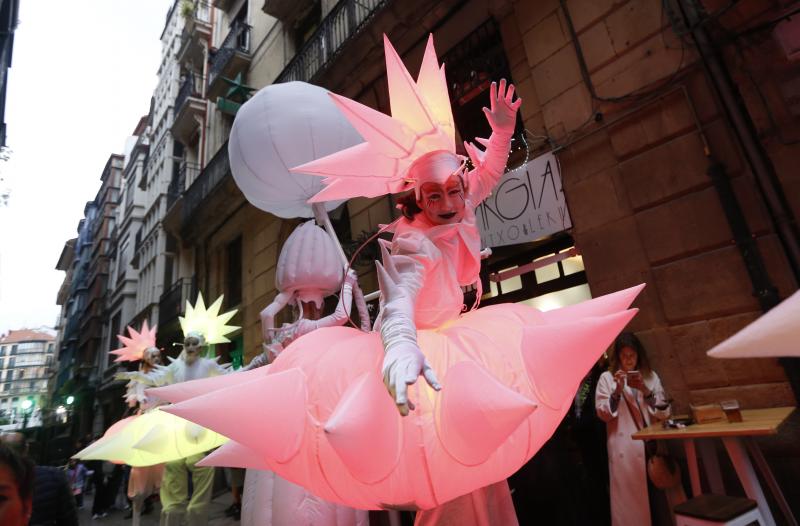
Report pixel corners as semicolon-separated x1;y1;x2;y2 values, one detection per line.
291;34;459;202
110;321;157;363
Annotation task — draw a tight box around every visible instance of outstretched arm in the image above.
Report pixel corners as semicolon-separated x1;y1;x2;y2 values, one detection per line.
292;269;360;336
377;239;441;416
464;79;523;204
260;291;292;343
115;363;173;387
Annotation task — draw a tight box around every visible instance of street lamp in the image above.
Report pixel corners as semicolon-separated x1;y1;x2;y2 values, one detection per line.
65;395;74;406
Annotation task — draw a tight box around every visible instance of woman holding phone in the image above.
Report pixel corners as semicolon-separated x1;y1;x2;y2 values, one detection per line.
595;332;671;525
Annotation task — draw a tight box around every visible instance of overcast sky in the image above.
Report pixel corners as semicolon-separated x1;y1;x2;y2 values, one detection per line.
0;1;173;335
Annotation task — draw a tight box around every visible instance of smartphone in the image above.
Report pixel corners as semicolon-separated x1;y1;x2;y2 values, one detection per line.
626;370;641;379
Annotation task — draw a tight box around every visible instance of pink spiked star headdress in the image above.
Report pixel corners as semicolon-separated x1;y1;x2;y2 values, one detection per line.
290;34;462;202
110;321;158;363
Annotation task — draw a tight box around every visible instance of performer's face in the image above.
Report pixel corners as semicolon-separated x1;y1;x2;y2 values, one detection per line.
183;336;202;365
417;175;465;225
143;347;161;366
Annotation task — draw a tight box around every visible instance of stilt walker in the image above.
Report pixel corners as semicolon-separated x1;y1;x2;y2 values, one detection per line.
161;34;643;525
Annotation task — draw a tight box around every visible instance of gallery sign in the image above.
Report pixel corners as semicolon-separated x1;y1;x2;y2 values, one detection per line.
476;152;572;248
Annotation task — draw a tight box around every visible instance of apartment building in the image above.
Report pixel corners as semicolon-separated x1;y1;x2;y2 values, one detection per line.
0;329;55;429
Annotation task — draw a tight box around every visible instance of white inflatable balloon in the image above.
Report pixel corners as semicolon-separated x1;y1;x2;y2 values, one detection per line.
228;81;364;219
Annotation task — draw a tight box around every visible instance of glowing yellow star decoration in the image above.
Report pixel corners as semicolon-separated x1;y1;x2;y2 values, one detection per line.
110;321;158;362
73;408;228;467
179;292;239;344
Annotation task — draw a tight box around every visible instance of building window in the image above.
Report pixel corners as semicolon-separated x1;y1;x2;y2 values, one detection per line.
443;19;522;146
2;384;8;392
17;370;24;380
226;237;243;307
293;1;320;51
108;312;122;367
8;357;14;368
29;381;34;390
478;235;588;309
10;345;17;355
0;346;5;356
47;343;53;353
4;371;10;381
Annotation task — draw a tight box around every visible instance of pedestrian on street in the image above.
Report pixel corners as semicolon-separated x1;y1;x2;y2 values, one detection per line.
0;442;34;526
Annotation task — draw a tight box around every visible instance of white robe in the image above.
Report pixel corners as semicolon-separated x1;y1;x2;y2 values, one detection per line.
595;371;670;526
241;469;369;526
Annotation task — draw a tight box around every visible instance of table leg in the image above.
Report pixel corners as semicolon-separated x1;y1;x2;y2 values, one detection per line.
744;437;798;526
683;439;701;497
722;436;776;526
698;439;724;494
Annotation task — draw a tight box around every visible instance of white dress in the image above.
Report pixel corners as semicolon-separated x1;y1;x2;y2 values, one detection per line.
595;371;670;526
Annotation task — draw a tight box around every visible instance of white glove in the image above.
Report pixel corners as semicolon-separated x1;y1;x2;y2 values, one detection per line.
241;342;283;370
260;291;292;343
376;243;441;416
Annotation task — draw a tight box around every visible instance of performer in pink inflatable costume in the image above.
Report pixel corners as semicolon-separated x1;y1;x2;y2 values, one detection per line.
237;220;369;526
163;34;642;522
244;220;371;371
111;323;165;526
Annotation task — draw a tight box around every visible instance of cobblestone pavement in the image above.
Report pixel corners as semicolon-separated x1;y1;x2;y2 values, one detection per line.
77;490;238;526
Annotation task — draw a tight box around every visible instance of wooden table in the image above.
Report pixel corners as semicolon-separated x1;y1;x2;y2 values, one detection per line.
633;407;796;526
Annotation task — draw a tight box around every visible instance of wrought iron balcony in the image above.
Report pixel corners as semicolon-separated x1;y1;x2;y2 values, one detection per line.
159;277;197;327
207;20;251;99
181;141;229;229
167;161;199;210
175;73;202;115
172;73;206;146
277;0;387;83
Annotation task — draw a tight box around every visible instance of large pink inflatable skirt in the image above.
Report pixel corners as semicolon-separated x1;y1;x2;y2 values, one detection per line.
191;300;636;510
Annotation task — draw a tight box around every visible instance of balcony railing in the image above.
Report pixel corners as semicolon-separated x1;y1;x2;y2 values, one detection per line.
208;20;251;88
159;277;197;327
277;0;387;83
175;73;203;115
167;161;199;210
189;1;211;25
182;141;229;227
62;316;80;343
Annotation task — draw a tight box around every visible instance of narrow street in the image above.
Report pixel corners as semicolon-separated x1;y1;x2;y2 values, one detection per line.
77;489;238;526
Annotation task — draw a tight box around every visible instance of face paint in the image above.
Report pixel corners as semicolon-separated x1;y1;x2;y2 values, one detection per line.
144;347;161;367
183;336;202;365
417;175;465;225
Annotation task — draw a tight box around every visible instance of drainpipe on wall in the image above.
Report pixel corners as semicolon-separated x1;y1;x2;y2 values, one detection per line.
678;0;800;401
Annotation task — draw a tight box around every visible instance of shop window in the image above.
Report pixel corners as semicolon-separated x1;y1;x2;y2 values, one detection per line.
480;234;588;307
533;254;561;284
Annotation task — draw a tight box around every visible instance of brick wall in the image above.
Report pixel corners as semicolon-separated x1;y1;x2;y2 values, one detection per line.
503;0;798;411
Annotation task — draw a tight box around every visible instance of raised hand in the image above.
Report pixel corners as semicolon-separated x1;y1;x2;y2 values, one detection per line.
483;79;522;136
